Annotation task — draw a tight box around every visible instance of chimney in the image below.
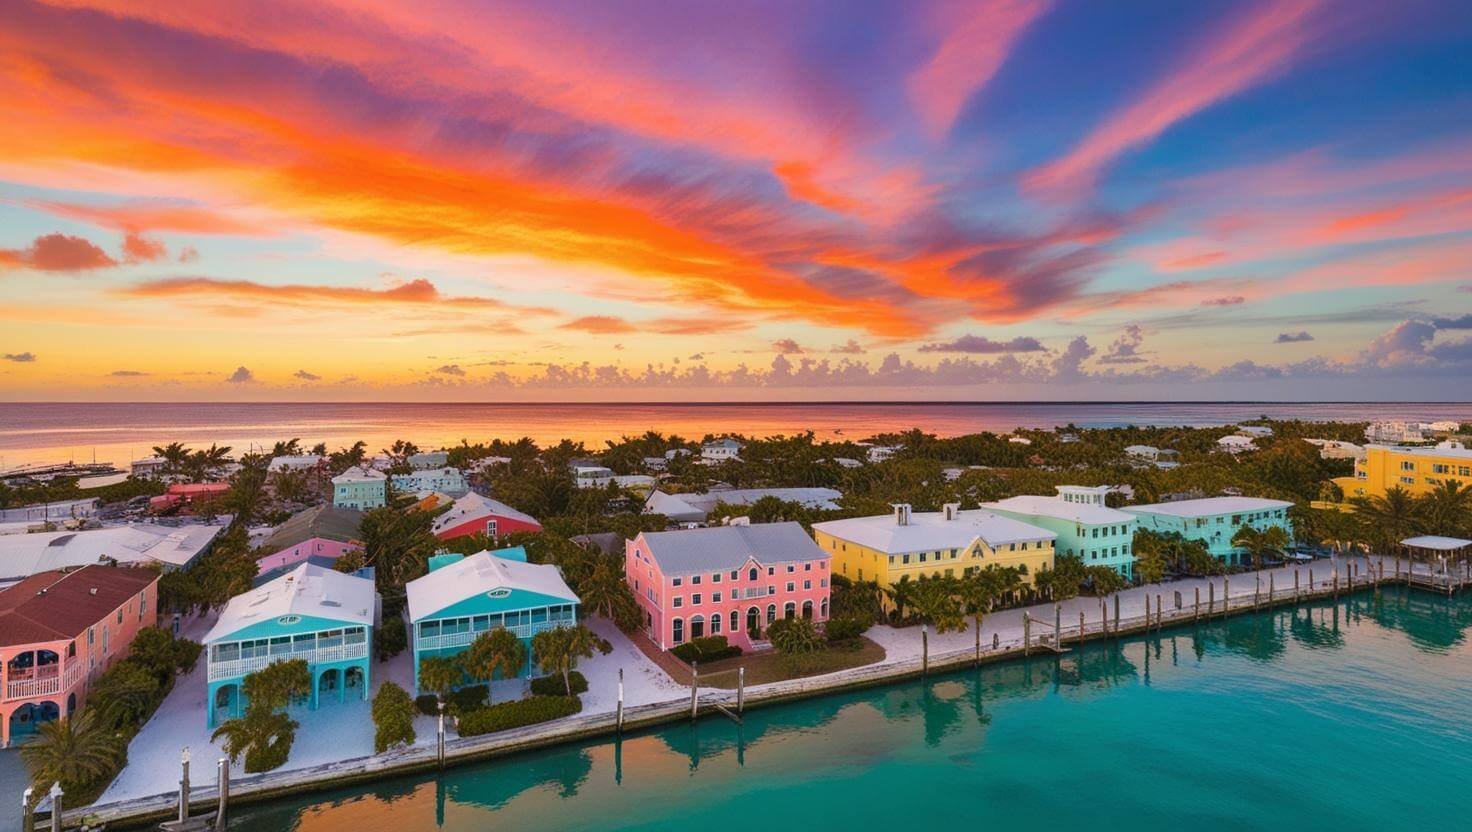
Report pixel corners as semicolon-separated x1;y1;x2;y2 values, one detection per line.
892;503;911;526
942;503;960;521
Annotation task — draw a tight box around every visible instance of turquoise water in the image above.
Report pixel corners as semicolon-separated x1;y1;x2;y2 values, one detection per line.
226;589;1472;832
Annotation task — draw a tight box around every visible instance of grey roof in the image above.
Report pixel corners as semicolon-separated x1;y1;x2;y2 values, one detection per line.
637;522;826;576
259;505;364;554
644;487;842;523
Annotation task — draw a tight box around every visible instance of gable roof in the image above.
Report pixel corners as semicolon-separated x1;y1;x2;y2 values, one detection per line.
0;565;159;647
259;505;364;554
205;562;375;643
332;465;386;484
431;492;539;535
637;522;827;576
812;509;1055;554
406;549;577;622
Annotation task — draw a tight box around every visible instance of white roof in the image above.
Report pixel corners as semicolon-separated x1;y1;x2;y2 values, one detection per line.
571;465;614;475
980;495;1135;526
270;454;325;471
812;509;1055;554
1218;435;1256;446
645;488;843;522
1400;535;1472;551
1369;441;1472;460
704;439;743;449
0;498;99;524
406;550;577;622
332;465;386;484
205;562;375;642
0;522;223;580
430;492;539;534
1122;497;1292;518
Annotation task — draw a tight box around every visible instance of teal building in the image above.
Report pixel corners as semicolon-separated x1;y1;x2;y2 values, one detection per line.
1122;496;1294;566
982;485;1139;579
203;562;376;727
404;547;579;692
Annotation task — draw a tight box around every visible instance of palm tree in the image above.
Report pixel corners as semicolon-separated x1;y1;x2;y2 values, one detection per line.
530;625;598;695
151;441;190;476
883;575;916;623
576;557;640;631
270;438;303;457
1418;480;1472;538
461;629;526;703
909;575;965;633
20;712;121;800
212;706;298;773
1352;486;1421;555
416;656;463;707
1231;526;1266;569
959;568;1003;657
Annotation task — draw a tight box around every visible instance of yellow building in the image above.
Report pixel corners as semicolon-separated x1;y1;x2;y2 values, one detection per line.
811;503;1055;600
1333;441;1472;499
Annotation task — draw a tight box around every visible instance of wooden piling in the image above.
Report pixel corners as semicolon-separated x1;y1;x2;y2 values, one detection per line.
178;748;190;825
1294;569;1299;600
737;667;746;714
1079;610;1085;642
1055;604;1061;644
922;627;930;673
690;662;699;720
1022;615;1030;657
1208;581;1214;614
1194;586;1200;620
215;756;229;830
1144;593;1150;627
47;785;61;832
1269;573;1274;601
1113;594;1120;634
437;704;446;768
21;787;33;832
616;668;625;733
1156;594;1163;629
1223;579;1229;615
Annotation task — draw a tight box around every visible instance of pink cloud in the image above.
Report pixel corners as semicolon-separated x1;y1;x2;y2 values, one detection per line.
907;0;1049;138
0;232;118;271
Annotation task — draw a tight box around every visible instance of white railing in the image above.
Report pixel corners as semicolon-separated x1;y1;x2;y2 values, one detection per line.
207;641;368;682
414;618;575;651
740;587;769;599
3;661;82;701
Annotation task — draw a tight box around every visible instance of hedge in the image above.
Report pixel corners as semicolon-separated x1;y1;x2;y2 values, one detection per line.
529;670;588;696
415;694;440;716
670;634;741;664
824;616;870;643
414;684;489;716
456;695;582;736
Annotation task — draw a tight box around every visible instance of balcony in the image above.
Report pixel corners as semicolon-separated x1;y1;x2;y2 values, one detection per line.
207;640;368;683
3;662;83;702
414;615;576;651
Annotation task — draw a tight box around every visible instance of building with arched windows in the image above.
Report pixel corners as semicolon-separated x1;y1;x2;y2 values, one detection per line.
625;522;830;652
203;563;376;728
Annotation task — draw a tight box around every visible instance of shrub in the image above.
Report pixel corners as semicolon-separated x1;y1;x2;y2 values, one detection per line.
456;695;582;736
415;694;441;717
376;615;408;661
530;670;588;696
371;682;416;753
446;684;488;715
670;634;742;664
767;617;823;655
824;616;869;643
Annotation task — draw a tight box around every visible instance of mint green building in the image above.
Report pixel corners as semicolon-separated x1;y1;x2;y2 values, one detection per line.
331;465;387;510
1122;496;1294;567
982;485;1138;579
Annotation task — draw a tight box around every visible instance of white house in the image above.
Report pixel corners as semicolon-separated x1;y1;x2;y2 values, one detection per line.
1217;435;1257;453
390;466;469;496
270;454;327;473
865;445;900;463
701;439;744;462
571;465;616;488
1124;445;1180;469
1365;421;1425;444
1237;425;1273;438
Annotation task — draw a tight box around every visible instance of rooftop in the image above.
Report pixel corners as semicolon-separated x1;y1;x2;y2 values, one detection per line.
205;562;375;643
259;504;364;553
1368;441;1472;460
331;466;386;484
0;523;223;581
430;492;540;535
1122;496;1293;518
1400;535;1472;551
0;565;159;647
812;509;1055;554
406;548;577;622
980;495;1135;525
637;521;827;576
644;487;843;522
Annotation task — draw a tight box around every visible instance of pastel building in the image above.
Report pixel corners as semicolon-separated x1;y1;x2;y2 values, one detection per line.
0;565;158;747
701;439;744;462
626;522;831;651
812;504;1056;602
332;466;387;510
1122;497;1294;567
391;466;469;496
431;492;543;541
254;505;364;581
1333;440;1472;500
405;547;579;690
982;485;1139;579
203;563;376;727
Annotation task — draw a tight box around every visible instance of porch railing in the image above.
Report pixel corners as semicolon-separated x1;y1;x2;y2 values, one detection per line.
414;616;575;651
207;641;369;683
3;661;83;701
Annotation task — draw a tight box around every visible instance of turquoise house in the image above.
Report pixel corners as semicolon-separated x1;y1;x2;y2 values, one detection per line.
331;466;387;510
1122;496;1294;567
203;562;376;727
982;485;1139;579
404;547;579;692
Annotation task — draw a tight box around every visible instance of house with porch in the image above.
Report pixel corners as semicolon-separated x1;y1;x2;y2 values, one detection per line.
405;547;580;691
981;485;1139;579
202;562;376;728
625;521;831;652
1122;496;1294;567
0;565;158;747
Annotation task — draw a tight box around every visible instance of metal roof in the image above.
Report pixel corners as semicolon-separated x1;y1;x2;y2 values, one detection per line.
406;549;577;622
1121;496;1292;518
812;509;1055;554
205;562;375;643
637;521;828;576
981;495;1135;526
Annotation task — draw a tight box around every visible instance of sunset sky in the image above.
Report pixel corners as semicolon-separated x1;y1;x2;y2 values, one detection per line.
1;0;1470;401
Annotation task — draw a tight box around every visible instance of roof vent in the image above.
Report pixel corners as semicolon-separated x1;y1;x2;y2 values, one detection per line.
942;503;960;521
90;587;98;595
892;503;912;526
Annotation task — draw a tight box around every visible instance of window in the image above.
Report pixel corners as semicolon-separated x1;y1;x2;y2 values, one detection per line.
1401;461;1416;471
730;610;739;632
902;554;911;564
673;596;683;608
803;580;811;590
672;618;684;644
710;613;721;634
692;594;702;605
787;565;795;573
692;575;702;585
786;581;795;592
804;562;812;571
821;578;828;587
712;572;721;583
87;627;95;645
783;601;796;619
673;577;683;587
487;519;497;536
730;570;739;580
748;568;759;581
117;608;123;624
768;567;776;576
767;604;777;624
713;591;722;602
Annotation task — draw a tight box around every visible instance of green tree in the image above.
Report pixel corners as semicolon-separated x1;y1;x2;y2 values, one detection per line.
1351;486;1420;555
242;659;312;711
908;575;965;633
1418;479;1472;538
461;629;527;703
20;712;122;806
530;625;598;696
88;661;162;730
151;441;190;476
575;557;641;632
371;681;417;753
358;505;438;591
883;575;917;622
766;616;824;655
1085;565;1129;597
212;706;298;773
416;656;463;706
1132;530;1168;584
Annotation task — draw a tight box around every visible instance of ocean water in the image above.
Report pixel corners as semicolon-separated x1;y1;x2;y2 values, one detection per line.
216;588;1472;832
1;401;1469;468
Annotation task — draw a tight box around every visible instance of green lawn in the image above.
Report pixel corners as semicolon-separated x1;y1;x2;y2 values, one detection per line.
691;637;886;688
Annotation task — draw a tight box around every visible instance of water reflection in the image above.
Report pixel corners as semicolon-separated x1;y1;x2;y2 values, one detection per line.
219;590;1472;832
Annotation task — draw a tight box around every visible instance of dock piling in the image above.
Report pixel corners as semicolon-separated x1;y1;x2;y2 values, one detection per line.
737;667;745;714
1144;593;1150;627
437;703;446;769
1113;595;1120;634
47;784;61;832
178;747;190;825
616;668;625;734
1194;587;1200;620
1079;610;1085;642
1269;573;1274;601
1208;582;1214;614
1022;616;1030;657
923;625;930;673
1054;604;1061;644
215;757;229;830
1223;579;1229;615
690;662;699;721
21;787;33;832
1156;594;1162;629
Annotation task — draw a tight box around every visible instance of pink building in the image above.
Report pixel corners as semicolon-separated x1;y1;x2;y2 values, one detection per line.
149;481;231;514
0;565;159;747
254;505;364;578
432;492;542;542
626;522;830;652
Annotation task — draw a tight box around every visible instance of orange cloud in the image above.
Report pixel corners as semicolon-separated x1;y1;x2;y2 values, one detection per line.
0;232;118;271
119;276;549;311
25;198;267;236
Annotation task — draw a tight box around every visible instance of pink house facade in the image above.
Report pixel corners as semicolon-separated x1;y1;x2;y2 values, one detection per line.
625;522;830;652
254;505;364;578
0;565;159;747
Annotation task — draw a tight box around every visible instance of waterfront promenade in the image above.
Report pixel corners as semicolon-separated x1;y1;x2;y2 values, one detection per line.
65;553;1413;828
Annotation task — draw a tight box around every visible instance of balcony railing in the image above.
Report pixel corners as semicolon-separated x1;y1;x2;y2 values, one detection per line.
3;661;82;702
207;641;368;683
415;616;576;651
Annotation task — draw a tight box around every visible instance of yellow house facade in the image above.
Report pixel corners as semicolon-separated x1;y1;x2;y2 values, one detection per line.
1333;441;1472;499
811;504;1056;597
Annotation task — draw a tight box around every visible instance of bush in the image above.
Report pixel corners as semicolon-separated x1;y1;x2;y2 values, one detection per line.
824;616;869;643
767;617;823;655
447;684;488;715
371;682;416;753
376;615;408;661
670;634;742;664
415;694;440;717
529;670;588;696
456;695;582;736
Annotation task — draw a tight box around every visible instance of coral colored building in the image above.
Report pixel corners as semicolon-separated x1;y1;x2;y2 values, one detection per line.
0;565;159;747
626;522;830;652
253;505;364;579
431;492;542;541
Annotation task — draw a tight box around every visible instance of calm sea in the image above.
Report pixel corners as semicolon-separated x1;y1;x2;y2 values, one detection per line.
1;402;1470;468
